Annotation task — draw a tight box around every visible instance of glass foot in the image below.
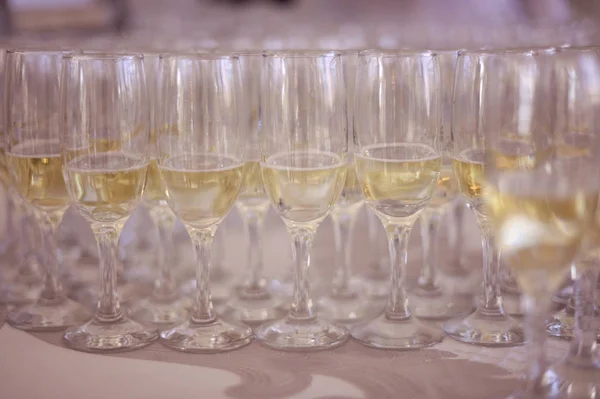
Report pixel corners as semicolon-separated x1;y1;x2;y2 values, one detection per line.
546;307;574;340
542;359;600;399
255;315;349;351
351;313;444;349
317;288;369;323
63;316;158;352
129;296;192;328
502;292;525;318
410;288;474;320
7;297;91;331
442;309;524;347
160;316;253;353
224;292;286;324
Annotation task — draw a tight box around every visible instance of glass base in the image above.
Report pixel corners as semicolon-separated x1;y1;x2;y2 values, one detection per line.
160;316;253;353
255;315;349;351
69;281;149;311
410;288;474;320
502;292;525;318
0;280;42;306
317;293;368;323
546;307;574;340
542;358;600;399
552;285;573;306
351;313;444;349
7;297;91;331
442;309;525;347
224;292;286;324
129;295;192;328
62;316;158;352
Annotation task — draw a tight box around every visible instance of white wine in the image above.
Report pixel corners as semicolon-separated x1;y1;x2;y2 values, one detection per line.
453;148;485;215
355;143;441;219
236;160;270;214
160;153;243;229
333;160;364;213
66;152;148;223
261;150;346;225
144;159;167;205
6;139;69;212
487;162;599;295
429;163;458;209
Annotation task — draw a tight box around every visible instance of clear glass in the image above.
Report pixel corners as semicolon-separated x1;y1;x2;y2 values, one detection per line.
255;50;349;351
482;48;600;398
350;50;445;349
129;53;190;328
317;51;368;323
442;49;525;347
61;53;157;351
362;207;389;301
156;53;252;352
4;50;90;331
224;51;284;324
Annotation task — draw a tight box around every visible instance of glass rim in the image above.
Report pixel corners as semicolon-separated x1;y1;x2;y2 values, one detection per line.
63;52;144;60
457;46;557;57
263;50;341;58
158;52;239;61
358;49;435;58
5;48;73;55
559;45;600;53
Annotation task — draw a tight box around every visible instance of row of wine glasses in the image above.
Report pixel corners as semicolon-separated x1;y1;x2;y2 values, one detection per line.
0;44;599;399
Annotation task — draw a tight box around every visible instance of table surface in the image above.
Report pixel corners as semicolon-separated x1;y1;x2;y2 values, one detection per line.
0;207;571;399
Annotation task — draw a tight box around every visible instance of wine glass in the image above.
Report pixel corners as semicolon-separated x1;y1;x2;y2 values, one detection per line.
442;49;525;347
350;50;444;349
363;207;389;300
156;53;252;352
255;50;349;351
61;52;158;352
482;48;600;398
317;50;368;323
223;50;285;324
129;52;191;328
4;49;90;331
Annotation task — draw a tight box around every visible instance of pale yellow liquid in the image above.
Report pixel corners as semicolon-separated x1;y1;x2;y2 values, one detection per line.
453;148;485;214
6;139;69;212
334;162;363;211
261;151;346;225
486;165;599;295
429;164;458;209
144;159;167;204
66;152;148;223
236;160;270;214
160;153;243;229
355;143;441;219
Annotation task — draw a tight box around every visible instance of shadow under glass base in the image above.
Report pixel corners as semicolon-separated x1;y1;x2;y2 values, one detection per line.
62;315;158;352
255;315;349;351
7;296;91;331
129;295;192;328
351;313;444;350
442;309;525;347
160;316;253;353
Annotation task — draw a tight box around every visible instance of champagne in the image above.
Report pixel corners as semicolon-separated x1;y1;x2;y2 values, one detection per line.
144;159;167;205
6;139;69;212
160;153;243;229
66;152;148;223
429;164;458;209
453;148;485;215
355;143;441;219
236;160;270;214
487;163;599;294
261;150;346;224
333;161;364;212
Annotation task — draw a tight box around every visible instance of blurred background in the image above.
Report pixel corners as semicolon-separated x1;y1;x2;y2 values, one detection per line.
2;0;600;49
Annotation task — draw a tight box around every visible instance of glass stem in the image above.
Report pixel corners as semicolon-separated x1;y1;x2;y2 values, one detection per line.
288;226;317;320
91;223;123;323
523;294;551;394
149;205;177;301
384;220;415;320
38;210;64;304
566;267;599;368
240;210;267;297
330;211;356;297
477;220;504;316
188;227;217;324
448;200;466;274
367;209;387;276
417;210;440;291
17;208;41;282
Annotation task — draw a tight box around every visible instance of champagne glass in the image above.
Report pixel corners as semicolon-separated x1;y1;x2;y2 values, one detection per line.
483;48;600;398
61;53;158;352
350;50;444;349
255;50;349;351
4;50;90;331
129;52;190;328
442;49;525;347
224;51;284;324
157;53;252;352
363;207;389;300
317;50;368;322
